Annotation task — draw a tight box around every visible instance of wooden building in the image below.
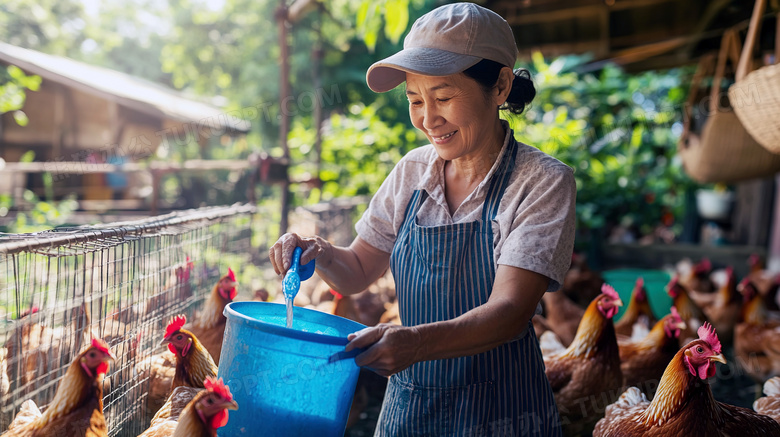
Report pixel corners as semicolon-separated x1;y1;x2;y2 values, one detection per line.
0;42;251;210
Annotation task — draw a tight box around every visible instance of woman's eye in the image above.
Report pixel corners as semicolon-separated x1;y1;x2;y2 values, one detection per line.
436;98;450;103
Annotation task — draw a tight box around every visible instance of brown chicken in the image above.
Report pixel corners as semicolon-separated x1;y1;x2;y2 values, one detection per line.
544;284;624;436
666;276;705;345
136;315;218;423
561;253;605;307
137;377;238;437
678;257;715;294
541;290;586;347
2;338;116;437
754;376;780;425
618;307;686;398
734;278;780;383
689;267;741;346
594;323;780;436
188;268;238;364
747;254;780;313
615;277;657;337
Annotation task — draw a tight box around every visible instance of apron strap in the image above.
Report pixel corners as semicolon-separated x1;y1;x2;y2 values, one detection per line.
482;136;519;223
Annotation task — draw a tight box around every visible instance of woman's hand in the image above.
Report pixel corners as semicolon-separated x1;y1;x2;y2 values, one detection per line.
269;232;332;277
345;324;425;377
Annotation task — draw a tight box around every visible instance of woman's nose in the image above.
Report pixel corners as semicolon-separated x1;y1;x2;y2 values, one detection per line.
422;103;443;130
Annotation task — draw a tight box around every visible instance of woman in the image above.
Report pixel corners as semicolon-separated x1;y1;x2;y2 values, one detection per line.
270;3;575;435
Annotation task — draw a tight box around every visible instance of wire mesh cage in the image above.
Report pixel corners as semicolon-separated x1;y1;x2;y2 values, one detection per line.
0;204;266;436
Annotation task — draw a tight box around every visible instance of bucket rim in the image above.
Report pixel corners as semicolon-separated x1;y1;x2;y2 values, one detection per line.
223;301;366;346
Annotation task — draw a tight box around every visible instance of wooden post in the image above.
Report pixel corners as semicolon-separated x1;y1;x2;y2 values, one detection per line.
277;1;291;237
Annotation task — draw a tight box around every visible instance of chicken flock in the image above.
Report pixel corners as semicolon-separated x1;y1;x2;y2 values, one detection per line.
3;254;780;436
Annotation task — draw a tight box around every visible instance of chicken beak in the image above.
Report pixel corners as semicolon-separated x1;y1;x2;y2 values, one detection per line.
159;336;171;347
615;298;624;307
226;281;238;289
105;351;117;362
709;354;727;364
221;399;239;411
677;321;687;330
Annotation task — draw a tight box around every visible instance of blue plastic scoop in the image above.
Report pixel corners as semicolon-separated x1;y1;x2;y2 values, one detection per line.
282;247;315;300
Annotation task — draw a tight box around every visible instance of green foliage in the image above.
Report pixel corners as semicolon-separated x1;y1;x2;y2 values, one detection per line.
508;53;697;240
288;101;423;202
0;0;86;56
0;65;41;126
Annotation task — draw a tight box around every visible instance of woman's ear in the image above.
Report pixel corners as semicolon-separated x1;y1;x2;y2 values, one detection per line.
495;67;514;106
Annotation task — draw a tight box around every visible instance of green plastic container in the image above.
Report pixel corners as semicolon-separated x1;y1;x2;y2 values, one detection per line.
602;268;673;321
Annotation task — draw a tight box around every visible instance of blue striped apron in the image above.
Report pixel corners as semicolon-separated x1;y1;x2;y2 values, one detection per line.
375;138;562;436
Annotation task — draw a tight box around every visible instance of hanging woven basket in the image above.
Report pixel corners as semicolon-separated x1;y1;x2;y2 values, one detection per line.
729;1;780;154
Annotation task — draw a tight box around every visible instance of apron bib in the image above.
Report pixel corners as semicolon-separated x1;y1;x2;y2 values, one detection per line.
375;138;561;436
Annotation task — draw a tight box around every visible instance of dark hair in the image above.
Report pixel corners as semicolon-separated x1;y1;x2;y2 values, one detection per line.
462;59;535;115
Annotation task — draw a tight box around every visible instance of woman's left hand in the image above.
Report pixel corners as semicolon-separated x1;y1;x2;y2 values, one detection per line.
345;324;424;377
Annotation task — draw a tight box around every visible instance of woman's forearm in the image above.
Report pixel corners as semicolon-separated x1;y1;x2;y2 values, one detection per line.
315;236;390;296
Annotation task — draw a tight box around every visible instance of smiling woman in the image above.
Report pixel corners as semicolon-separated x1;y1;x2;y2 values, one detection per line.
269;3;576;436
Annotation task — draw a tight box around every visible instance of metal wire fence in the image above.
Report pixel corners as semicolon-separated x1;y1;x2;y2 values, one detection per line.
0;204;270;436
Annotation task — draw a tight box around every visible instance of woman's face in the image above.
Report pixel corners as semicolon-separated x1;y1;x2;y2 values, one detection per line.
405;72;505;162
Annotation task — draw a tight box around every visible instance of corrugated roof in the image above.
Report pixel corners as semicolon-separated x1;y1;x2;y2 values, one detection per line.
0;42;250;133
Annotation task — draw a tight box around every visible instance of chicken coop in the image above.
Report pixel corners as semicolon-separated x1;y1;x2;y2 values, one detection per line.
0;204;275;436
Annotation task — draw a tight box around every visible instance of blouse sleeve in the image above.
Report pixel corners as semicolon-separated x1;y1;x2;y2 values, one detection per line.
354;153;421;253
496;162;577;292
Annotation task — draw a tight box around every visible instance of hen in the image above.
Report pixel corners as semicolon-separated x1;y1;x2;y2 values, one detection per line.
747;254;780;311
615;277;657;338
666;276;705;345
136;315;218;424
690;267;741;345
735;278;780;383
618;307;685;398
188;268;238;364
2;338;116;437
755;377;780;425
544;283;624;436
594;323;780;436
561;253;605;307
678;257;715;295
137;377;238;437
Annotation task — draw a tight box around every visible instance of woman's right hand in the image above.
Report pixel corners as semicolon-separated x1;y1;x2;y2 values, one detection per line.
268;233;331;277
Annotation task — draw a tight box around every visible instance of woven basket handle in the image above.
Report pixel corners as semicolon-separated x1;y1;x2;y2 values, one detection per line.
680;54;716;144
736;0;767;81
710;29;741;112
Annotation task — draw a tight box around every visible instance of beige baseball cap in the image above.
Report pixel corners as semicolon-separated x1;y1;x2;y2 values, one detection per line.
366;2;519;93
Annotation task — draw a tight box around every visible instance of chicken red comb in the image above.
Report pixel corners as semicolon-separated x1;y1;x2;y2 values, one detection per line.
634;277;646;301
667;275;681;298
601;283;619;300
227;267;236;282
165;314;187;338
669;306;682;324
694;258;711;274
204;376;232;401
697;322;721;354
91;337;111;355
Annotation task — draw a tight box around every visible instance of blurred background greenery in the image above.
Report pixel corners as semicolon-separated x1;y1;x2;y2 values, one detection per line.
0;0;700;246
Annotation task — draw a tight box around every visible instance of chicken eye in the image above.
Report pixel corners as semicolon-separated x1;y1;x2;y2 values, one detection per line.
696;346;704;353
89;352;96;358
176;335;183;340
207;398;214;405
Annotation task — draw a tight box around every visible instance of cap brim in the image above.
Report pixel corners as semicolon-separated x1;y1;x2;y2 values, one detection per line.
366;48;481;93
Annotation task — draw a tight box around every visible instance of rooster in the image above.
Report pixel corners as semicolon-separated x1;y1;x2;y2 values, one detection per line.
544;283;624;436
755;377;780;425
618;307;686;398
137;376;238;437
188;268;238;364
2;338;116;437
594;323;780;436
615;277;657;338
137;315;218;423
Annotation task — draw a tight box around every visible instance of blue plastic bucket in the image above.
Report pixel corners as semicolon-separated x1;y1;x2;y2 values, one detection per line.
217;301;366;436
